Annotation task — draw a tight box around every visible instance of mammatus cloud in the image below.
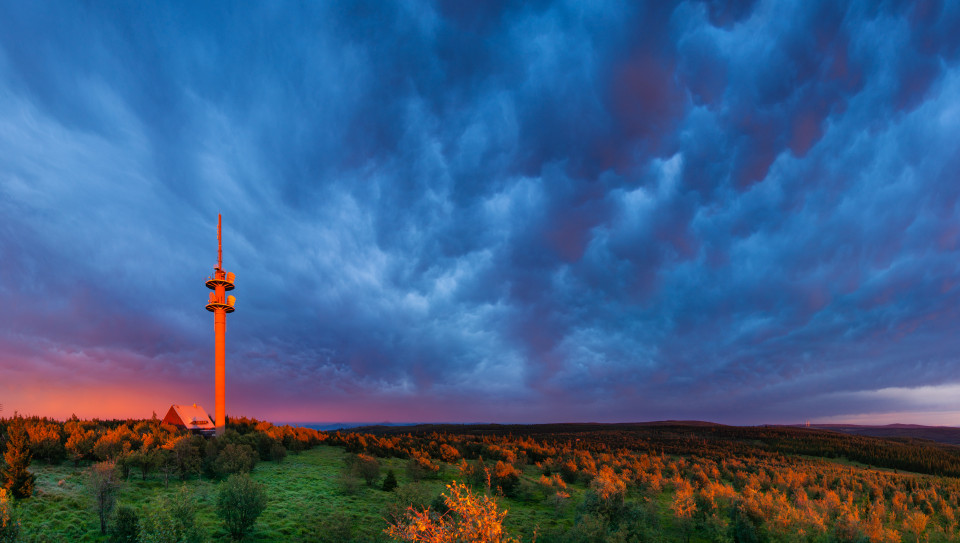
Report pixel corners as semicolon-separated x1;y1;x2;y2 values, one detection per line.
1;1;960;424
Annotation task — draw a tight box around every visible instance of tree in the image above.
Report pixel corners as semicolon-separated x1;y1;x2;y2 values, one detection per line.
88;461;120;534
671;479;697;543
171;436;202;480
26;419;65;464
66;428;97;466
383;469;399;492
216;473;267;540
904;510;928;543
93;425;135;461
127;448;161;481
2;418;36;498
386;481;519;543
356;454;381;487
588;465;627;518
213;444;257;477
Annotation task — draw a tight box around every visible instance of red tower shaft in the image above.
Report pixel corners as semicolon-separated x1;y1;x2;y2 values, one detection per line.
214;303;226;435
206;213;235;437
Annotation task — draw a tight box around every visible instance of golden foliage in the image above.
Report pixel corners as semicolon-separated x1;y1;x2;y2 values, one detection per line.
671;479;697;519
386;481;519;543
0;488;18;533
590;465;626;504
903;510;928;543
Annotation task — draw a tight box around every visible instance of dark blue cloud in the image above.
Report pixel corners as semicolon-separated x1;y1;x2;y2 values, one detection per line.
2;0;960;424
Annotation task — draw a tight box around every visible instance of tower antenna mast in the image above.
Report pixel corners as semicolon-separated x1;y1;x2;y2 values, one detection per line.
205;214;236;436
217;214;223;270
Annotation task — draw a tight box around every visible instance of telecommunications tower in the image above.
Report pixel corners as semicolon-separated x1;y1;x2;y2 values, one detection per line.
205;214;236;436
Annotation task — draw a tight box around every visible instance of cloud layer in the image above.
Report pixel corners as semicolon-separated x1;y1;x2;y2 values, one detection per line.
2;1;960;424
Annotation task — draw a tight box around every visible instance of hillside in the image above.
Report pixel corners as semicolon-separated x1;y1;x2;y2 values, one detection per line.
352;421;960;477
5;418;960;541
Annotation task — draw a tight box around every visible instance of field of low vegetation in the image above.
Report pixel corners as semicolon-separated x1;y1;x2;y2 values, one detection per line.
3;416;960;541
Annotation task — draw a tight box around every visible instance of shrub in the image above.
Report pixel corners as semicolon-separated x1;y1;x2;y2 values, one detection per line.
252;433;276;461
140;485;203;543
407;451;440;482
216;473;267;540
556;513;609;542
469;457;491;490
386;481;519;542
731;506;760;543
492;461;520;496
387;482;434;523
357;454;381;486
109;505;140;543
589;465;627;518
550;490;572;516
439;444;461;464
0;488;21;543
171;437;202;481
270;443;287;464
560;460;578;484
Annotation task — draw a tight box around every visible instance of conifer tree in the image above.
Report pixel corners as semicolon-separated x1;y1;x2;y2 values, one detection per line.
382;469;398;492
2;418;36;499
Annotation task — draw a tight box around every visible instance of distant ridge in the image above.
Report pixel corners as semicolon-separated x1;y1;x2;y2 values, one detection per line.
281;422;422;432
796;423;960;446
342;420;731;436
300;420;775;432
333;420;960;447
806;423;952;429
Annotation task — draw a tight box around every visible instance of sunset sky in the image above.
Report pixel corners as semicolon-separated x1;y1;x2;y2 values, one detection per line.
2;1;960;425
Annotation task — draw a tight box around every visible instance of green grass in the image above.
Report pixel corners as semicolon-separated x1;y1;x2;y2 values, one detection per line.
12;442;958;541
11;446;573;542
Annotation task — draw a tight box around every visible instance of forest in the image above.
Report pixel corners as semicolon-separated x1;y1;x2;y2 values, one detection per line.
2;415;960;541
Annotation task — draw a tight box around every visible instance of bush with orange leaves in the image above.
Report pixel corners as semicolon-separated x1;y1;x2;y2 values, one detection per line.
408;450;441;482
0;488;21;542
491;461;520;496
590;465;626;506
671;479;697;520
439;444;461;464
386;481;519;543
903;510;928;543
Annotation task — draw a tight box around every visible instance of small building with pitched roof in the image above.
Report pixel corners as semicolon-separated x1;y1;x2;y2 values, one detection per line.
163;404;215;436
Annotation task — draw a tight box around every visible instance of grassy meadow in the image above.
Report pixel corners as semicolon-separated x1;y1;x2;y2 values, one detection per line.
12;444;581;542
